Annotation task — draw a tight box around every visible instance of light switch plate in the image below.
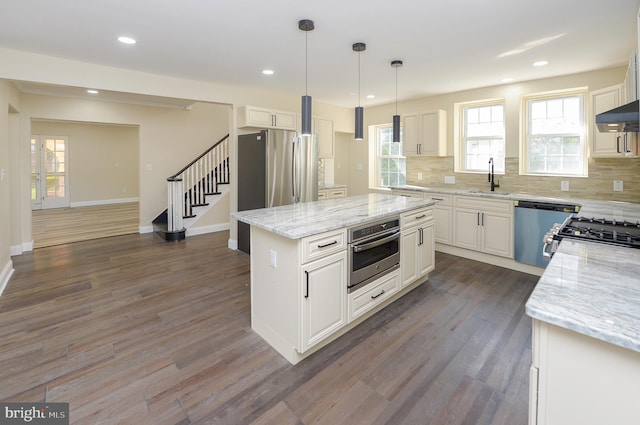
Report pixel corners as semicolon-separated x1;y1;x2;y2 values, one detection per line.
561;181;569;191
444;176;456;184
613;180;623;191
417;172;423;180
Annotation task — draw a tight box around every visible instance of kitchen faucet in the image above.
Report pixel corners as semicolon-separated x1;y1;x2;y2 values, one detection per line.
488;157;499;191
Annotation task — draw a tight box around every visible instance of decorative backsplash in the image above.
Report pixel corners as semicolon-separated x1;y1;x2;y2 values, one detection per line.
406;156;640;203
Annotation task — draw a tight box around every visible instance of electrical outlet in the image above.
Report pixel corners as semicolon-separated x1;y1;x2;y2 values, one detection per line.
613;180;624;192
561;181;569;191
418;172;423;180
444;176;456;184
270;250;277;268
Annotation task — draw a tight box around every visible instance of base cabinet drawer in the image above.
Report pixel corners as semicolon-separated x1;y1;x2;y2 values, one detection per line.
348;270;400;322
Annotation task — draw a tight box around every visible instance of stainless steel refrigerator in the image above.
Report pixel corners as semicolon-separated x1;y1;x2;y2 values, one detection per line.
237;129;318;253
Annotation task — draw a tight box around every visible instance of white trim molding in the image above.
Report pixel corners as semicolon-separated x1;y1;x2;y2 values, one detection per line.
186;223;230;237
70;197;140;208
0;260;15;298
10;240;34;256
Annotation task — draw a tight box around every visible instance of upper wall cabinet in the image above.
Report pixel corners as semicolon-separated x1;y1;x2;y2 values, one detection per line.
590;85;638;158
401;110;447;157
238;105;297;130
316;117;335;158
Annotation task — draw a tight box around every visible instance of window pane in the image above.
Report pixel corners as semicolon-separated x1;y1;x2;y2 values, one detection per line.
461;103;505;172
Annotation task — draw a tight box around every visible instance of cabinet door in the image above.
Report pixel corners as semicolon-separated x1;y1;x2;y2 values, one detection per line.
418;224;435;277
401;228;419;287
301;251;347;352
317;117;335;158
246;107;275;127
402;113;419;156
420;110;447;156
591;86;624;157
453;208;480;250
433;205;452;245
481;211;513;258
273;111;296;130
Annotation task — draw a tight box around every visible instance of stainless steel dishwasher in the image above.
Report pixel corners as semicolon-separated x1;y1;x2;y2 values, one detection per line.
513;200;579;267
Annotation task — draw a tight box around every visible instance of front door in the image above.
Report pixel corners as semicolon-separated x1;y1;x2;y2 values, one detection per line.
31;135;70;209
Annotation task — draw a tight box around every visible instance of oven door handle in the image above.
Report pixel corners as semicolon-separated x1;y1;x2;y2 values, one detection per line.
352;230;400;252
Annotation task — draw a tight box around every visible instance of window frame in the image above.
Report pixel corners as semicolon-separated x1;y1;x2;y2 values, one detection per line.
520;88;588;177
454;98;506;174
368;123;406;189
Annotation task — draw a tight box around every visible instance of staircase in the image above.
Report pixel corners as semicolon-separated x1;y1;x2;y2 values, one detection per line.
152;134;230;241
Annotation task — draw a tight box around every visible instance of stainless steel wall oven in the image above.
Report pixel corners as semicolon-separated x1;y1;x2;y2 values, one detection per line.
348;217;400;293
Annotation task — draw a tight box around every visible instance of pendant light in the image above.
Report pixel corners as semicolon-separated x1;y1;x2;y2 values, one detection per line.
391;59;403;143
299;19;314;136
353;42;366;140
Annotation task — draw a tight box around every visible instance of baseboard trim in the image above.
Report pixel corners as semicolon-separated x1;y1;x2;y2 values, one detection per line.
10;240;33;256
436;243;544;277
139;225;153;234
186;223;230;237
0;259;15;299
228;238;238;250
70;197;139;208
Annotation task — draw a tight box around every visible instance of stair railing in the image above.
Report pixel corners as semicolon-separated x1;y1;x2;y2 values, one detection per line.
166;134;230;232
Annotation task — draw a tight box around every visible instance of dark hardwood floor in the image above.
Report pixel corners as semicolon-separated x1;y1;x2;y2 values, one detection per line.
1;231;538;424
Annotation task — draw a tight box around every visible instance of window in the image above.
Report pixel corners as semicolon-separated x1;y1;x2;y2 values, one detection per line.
457;100;505;173
372;124;406;187
523;90;587;176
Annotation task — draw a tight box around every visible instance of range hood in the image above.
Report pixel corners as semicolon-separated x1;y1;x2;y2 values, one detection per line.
595;99;639;132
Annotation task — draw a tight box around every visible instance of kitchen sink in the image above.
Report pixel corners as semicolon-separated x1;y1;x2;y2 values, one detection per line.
467;190;510;195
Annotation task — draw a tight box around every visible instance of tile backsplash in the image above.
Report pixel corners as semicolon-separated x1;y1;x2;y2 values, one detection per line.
407;156;640;202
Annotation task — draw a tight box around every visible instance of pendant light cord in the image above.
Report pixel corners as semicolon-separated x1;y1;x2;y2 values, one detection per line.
395;65;398;115
305;31;308;96
358;51;361;107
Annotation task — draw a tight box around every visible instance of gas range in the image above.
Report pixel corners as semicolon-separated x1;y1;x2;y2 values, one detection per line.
555;215;640;248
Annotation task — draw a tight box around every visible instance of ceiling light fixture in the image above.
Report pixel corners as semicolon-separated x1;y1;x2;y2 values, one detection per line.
86;89;99;94
501;77;515;83
391;60;403;143
117;36;136;45
367;94;375;99
262;69;274;75
299;19;314;136
353;42;366;140
533;60;549;67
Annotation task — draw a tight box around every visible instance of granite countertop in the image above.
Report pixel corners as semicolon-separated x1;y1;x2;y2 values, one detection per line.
526;239;640;353
318;183;348;190
390;184;640;222
232;193;435;239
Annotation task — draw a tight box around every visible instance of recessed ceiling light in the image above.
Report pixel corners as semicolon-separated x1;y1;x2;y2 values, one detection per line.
533;60;549;67
366;94;375;99
86;89;99;94
262;69;274;75
118;36;136;45
501;77;515;83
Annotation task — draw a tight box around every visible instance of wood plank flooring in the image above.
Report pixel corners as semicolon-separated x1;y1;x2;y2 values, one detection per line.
2;231;538;424
32;202;139;248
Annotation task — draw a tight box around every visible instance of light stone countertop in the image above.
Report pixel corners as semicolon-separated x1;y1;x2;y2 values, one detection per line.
526;239;640;352
232;193;435;239
318;183;348;190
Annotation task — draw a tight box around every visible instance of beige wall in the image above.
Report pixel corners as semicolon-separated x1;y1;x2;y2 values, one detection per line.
349;66;638;200
19;94;230;235
31;120;139;204
1;80;21;288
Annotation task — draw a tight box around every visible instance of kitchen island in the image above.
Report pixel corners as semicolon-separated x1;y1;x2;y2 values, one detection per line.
233;193;436;364
525;239;640;424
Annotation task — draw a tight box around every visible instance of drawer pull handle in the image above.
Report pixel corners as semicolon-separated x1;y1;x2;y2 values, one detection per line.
371;289;386;299
317;240;338;248
415;214;426;219
432;197;444;201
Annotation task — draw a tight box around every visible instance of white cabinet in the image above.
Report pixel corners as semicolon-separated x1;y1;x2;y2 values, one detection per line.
301;251;347;351
529;319;640;425
453;196;513;258
400;207;435;287
318;187;347;200
238;105;296;130
590;85;638;157
423;192;453;245
401;110;447;156
316;117;335;158
348;270;400;322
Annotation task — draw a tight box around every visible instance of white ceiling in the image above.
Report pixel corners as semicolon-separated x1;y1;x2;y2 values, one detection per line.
1;0;639;108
